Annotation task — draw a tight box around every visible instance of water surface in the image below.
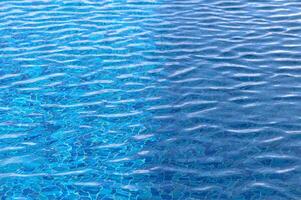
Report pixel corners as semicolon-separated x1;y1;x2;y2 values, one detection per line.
0;0;301;199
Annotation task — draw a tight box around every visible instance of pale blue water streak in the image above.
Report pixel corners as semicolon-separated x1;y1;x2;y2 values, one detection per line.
0;0;301;199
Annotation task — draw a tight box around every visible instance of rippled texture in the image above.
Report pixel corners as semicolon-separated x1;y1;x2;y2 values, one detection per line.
1;0;301;199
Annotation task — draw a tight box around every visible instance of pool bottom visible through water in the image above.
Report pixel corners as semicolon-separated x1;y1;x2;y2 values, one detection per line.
0;0;301;199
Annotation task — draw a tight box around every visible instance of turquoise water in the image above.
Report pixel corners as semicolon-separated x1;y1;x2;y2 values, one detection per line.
1;0;301;199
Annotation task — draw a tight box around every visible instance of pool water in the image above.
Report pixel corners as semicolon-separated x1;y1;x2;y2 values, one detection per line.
0;0;301;199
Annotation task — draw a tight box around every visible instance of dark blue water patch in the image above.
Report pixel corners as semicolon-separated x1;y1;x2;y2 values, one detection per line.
1;0;301;199
143;1;301;199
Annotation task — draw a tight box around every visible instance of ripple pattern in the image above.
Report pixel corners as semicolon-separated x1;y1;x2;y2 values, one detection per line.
0;0;301;199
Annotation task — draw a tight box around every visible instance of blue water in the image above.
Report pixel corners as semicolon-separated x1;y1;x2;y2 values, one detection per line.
1;0;301;199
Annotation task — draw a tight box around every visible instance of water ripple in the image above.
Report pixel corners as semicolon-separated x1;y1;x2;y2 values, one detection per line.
0;0;301;199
